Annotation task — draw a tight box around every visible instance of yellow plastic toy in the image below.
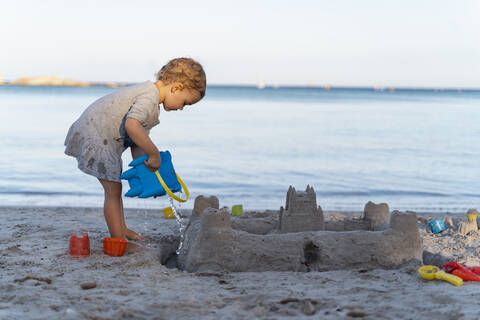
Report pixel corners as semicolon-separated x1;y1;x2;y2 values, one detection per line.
163;207;175;219
418;265;463;286
467;212;477;222
232;204;243;216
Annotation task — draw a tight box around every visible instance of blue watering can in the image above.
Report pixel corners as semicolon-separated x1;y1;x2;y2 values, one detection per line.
120;151;189;202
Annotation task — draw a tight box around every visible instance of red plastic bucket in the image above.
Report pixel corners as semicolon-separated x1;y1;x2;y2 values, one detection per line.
69;233;90;257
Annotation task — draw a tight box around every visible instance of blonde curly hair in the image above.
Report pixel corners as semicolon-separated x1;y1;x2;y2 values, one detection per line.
156;58;206;98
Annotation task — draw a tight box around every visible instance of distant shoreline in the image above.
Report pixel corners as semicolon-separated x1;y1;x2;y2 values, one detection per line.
0;76;479;91
1;82;129;88
1;82;479;92
0;76;129;88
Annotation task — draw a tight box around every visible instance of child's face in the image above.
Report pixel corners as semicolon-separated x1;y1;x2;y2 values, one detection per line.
163;83;202;112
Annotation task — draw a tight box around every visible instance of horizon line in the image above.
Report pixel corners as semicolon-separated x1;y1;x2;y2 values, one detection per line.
1;78;479;91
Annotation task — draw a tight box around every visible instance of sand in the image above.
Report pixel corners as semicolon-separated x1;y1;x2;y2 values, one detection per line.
1;206;480;320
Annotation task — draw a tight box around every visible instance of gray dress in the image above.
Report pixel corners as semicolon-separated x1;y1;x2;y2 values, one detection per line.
64;81;160;182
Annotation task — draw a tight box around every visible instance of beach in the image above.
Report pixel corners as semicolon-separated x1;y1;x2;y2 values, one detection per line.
2;206;480;320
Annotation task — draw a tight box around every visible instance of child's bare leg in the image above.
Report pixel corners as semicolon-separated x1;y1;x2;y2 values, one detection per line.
99;178;144;241
121;145;147;241
120;197;144;241
98;178;125;239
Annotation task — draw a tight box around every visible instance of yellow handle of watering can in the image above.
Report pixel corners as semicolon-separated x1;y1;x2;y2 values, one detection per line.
154;170;189;202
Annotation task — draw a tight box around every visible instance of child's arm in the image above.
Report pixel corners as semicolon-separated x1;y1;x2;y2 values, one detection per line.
125;118;161;171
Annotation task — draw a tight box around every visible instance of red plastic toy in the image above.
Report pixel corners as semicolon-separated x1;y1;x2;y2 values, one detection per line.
103;238;127;256
452;268;480;282
469;267;480;275
440;261;459;273
69;233;90;257
441;261;480;281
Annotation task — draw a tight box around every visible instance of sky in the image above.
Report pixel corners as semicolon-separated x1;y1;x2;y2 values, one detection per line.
1;0;479;87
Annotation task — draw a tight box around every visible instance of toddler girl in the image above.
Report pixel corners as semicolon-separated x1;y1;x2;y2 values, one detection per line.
64;58;206;246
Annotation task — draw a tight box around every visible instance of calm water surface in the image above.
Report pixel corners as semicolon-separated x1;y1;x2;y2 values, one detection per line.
1;85;480;212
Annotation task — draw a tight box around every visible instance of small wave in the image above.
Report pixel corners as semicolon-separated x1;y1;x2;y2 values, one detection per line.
458;192;480;198
316;189;452;198
188;181;266;190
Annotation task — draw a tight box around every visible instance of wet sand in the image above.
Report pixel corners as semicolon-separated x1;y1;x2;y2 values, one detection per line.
1;206;480;320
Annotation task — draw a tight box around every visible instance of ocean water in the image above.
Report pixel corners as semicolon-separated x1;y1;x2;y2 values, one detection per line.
1;84;480;212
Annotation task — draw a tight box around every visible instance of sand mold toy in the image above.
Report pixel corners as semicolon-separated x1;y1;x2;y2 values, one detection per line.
69;233;90;257
232;204;243;216
428;218;447;234
120;151;189;202
418;265;463;286
103;238;127;256
467;211;478;222
163;207;175;219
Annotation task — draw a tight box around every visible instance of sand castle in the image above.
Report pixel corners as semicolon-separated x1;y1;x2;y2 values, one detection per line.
279;185;324;233
163;187;423;273
455;209;479;236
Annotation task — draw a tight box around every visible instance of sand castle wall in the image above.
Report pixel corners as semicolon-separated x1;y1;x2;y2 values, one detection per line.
323;201;390;232
176;208;422;272
228;200;390;235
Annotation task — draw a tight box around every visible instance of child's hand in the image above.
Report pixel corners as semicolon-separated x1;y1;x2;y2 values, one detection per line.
144;153;161;171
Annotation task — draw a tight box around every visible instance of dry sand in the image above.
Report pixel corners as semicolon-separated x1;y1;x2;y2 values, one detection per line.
1;206;480;320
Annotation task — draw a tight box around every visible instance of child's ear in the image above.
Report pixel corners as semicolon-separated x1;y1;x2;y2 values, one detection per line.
171;82;184;93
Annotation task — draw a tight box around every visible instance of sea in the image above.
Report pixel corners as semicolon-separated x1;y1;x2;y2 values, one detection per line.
1;84;480;212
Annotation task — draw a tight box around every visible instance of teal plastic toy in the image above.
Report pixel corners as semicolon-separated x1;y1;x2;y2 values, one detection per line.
428;218;447;234
120;151;189;201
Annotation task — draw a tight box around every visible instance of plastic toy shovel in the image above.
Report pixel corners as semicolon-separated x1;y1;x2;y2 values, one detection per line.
418;265;463;286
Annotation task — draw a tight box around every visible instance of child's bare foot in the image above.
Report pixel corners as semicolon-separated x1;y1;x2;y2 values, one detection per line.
125;241;146;254
126;228;144;241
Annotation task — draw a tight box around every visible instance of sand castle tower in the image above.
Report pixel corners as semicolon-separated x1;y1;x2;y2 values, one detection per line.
279;185;324;233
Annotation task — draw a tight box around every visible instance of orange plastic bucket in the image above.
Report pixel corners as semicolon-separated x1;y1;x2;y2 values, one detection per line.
103;238;127;256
